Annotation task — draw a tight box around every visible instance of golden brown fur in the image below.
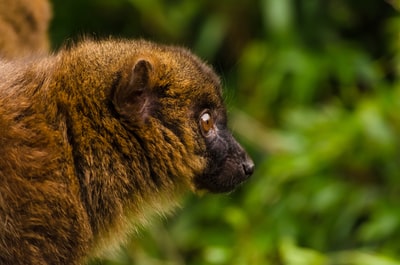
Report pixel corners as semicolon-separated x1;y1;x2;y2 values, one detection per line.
0;0;51;58
0;39;253;264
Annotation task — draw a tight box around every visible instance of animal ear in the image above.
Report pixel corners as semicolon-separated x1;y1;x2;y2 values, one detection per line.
113;59;154;123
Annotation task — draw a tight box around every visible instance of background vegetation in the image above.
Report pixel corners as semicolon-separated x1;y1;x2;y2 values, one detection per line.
50;0;400;264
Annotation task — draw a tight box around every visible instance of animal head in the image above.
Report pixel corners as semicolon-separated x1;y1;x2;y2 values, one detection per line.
111;41;254;193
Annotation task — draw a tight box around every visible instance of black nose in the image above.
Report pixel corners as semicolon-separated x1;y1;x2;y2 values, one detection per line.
243;159;255;176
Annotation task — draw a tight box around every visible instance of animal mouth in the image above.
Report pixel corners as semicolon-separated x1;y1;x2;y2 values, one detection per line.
194;157;253;193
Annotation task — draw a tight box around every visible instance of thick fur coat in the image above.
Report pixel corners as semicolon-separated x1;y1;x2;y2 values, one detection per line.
0;40;254;264
0;0;51;58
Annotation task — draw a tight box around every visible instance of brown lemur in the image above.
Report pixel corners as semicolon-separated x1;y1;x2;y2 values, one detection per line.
0;0;51;58
0;39;254;264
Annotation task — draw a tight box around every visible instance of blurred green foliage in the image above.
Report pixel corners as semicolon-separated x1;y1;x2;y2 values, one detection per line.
50;0;400;264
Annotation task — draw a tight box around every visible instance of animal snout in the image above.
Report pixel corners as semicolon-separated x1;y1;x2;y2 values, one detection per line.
242;157;254;176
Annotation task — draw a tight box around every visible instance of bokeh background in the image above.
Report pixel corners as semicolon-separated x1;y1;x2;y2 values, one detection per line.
49;0;400;264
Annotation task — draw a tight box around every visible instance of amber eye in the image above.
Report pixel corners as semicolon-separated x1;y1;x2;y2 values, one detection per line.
200;111;214;135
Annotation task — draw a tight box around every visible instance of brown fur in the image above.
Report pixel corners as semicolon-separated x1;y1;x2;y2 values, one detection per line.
0;0;51;58
0;39;253;264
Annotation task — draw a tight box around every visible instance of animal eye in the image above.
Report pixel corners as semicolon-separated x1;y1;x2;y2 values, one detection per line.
199;111;214;135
